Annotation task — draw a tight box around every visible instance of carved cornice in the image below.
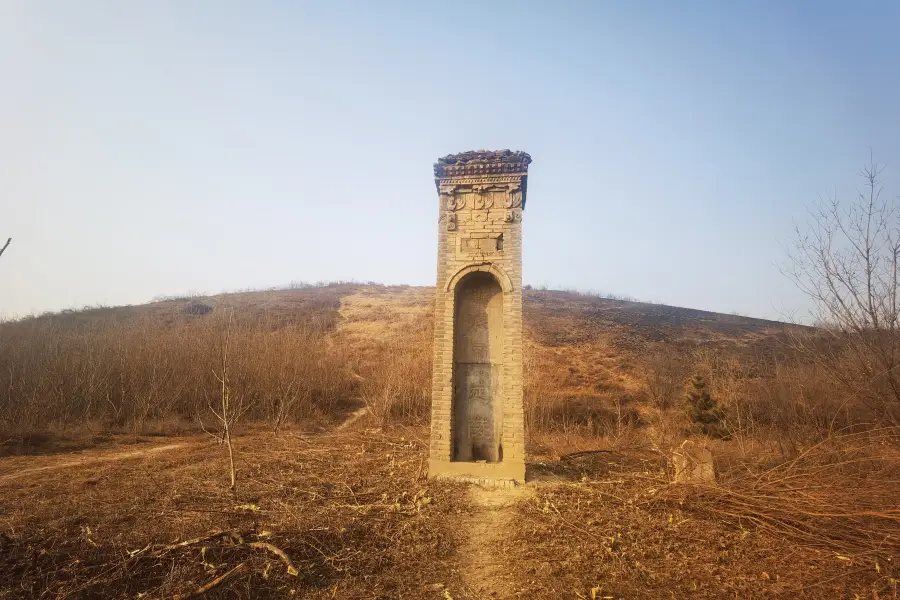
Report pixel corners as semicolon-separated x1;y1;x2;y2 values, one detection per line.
434;150;531;178
434;150;531;208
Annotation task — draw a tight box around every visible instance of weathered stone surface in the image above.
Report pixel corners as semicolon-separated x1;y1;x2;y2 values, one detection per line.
434;150;532;180
672;440;716;484
429;150;530;483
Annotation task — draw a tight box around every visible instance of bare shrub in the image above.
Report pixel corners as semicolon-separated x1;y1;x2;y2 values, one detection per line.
741;361;869;435
678;344;880;456
524;341;644;443
524;344;555;435
642;349;687;409
646;406;691;457
201;309;246;492
246;324;352;434
527;391;641;439
356;321;432;426
784;155;900;423
0;298;354;439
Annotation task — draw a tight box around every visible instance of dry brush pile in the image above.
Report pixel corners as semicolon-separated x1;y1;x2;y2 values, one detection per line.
511;428;900;599
657;427;900;559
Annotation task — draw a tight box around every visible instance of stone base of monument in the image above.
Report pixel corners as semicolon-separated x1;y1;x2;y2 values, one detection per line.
428;458;525;484
428;474;519;488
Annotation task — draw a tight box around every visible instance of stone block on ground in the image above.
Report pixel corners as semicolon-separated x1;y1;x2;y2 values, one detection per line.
672;439;716;484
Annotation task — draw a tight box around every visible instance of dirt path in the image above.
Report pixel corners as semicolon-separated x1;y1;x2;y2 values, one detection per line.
0;406;374;484
0;442;188;483
457;483;534;599
336;406;369;430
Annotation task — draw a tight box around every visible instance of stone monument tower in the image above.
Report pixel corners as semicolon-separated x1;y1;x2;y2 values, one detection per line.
428;150;531;483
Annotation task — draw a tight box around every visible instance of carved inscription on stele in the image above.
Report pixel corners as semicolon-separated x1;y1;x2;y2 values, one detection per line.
453;272;504;462
456;232;503;260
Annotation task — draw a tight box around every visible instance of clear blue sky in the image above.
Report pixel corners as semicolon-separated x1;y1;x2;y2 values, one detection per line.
2;1;899;320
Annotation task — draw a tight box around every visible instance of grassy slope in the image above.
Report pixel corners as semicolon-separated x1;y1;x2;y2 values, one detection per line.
1;283;790;439
149;283;792;399
10;283;787;352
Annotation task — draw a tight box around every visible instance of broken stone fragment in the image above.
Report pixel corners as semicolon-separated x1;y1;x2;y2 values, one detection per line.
672;439;716;484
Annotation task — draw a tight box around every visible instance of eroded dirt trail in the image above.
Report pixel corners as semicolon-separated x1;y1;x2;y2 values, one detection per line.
0;442;189;482
457;484;534;599
0;405;376;484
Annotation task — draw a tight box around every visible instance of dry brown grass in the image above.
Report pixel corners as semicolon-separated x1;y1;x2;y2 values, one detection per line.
0;283;801;442
0;427;466;599
338;287;433;426
0;283;882;458
2;425;897;599
511;430;900;599
660;428;900;558
3;283;900;598
0;287;356;448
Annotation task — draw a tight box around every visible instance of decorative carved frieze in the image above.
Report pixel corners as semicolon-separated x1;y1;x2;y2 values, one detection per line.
438;183;524;212
438;175;526;189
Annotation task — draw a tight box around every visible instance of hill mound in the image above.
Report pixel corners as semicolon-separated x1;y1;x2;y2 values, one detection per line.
0;284;799;445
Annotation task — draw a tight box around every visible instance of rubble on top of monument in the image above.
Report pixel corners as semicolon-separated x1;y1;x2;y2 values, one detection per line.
435;149;532;166
433;150;532;178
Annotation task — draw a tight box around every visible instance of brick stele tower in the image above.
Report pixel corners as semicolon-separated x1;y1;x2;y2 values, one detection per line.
428;150;531;483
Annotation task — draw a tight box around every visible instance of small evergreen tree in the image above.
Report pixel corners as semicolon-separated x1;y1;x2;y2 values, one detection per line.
685;375;728;438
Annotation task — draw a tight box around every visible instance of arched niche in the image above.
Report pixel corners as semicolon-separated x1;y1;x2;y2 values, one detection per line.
445;262;513;294
451;271;504;462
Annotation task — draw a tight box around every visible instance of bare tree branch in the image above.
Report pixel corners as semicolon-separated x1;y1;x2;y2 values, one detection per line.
783;155;900;423
207;308;243;494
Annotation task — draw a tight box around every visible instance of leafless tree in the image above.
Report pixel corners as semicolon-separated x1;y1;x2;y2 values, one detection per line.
784;154;900;423
643;349;687;410
202;309;250;494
